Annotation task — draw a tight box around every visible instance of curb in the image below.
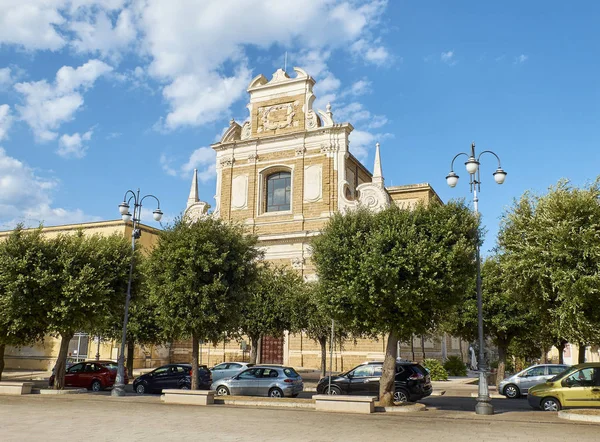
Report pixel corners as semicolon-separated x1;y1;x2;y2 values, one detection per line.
34;388;88;395
214;397;314;409
558;410;600;423
375;403;427;413
470;392;504;399
431;390;446;396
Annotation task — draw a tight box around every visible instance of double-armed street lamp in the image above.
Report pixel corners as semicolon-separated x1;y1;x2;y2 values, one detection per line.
446;142;507;415
111;189;163;397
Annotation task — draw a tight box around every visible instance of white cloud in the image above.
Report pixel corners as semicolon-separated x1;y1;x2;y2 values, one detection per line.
136;0;388;130
515;54;528;64
441;50;457;66
69;7;137;60
351;39;390;66
14;59;112;142
181;147;217;183
0;67;11;88
348;79;372;96
160;66;252;130
0;1;67;51
349;130;393;161
57;129;93;158
0;147;99;229
0;105;12;141
160;153;178;177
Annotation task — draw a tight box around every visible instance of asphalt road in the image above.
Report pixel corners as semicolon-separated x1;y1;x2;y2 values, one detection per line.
1;394;598;442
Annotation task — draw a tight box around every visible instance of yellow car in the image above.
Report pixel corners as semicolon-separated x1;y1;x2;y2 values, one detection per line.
528;363;600;411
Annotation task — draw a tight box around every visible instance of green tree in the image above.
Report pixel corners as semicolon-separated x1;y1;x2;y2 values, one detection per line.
445;256;539;387
312;203;478;406
292;282;347;377
145;217;260;389
99;254;163;377
46;232;131;389
498;179;600;360
0;226;51;381
240;264;302;364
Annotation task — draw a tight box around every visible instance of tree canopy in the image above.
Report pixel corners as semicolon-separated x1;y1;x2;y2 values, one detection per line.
312;202;478;405
0;226;51;380
498;179;600;350
239;263;303;364
145;217;260;388
45;232;131;389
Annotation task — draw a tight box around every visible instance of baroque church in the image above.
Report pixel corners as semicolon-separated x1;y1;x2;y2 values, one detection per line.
175;67;468;368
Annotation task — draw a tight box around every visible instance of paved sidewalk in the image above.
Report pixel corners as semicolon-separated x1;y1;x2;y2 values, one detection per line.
1;393;598;441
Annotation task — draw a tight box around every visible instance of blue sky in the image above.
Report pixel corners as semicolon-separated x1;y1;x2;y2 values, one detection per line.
0;1;598;252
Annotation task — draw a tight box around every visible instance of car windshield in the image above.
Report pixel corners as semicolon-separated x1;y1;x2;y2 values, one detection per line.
549;366;576;382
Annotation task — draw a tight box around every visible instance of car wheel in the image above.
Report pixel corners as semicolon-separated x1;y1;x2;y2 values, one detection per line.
268;388;284;398
393;389;410;403
541;397;561;412
216;386;230;396
325;385;341;395
91;380;102;392
504;384;520;399
135;383;146;394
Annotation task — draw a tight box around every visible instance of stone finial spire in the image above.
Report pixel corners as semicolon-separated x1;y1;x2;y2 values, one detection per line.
372;142;384;187
187;169;199;209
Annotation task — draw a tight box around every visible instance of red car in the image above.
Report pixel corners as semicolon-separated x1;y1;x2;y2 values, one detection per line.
49;360;129;391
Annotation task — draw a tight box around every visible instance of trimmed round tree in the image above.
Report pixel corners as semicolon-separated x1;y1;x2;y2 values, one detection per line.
240;264;302;364
0;226;51;381
145;217;260;389
312;202;478;406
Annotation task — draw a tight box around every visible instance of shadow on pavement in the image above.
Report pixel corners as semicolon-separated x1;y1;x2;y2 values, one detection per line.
421;395;538;414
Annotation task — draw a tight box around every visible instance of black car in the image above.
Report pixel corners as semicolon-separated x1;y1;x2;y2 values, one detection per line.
133;363;211;394
316;361;432;403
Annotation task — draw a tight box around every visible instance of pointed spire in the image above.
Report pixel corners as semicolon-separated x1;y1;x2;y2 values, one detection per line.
372;142;384;187
187;169;199;209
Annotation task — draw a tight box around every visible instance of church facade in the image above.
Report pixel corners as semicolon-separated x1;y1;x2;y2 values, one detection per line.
176;67;468;368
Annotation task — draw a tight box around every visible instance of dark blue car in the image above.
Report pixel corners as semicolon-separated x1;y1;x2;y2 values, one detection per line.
133;363;211;394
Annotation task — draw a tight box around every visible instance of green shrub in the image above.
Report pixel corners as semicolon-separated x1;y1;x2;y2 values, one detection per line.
422;358;448;381
444;355;467;376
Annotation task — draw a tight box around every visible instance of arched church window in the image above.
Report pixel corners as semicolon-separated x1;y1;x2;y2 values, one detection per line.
266;171;291;212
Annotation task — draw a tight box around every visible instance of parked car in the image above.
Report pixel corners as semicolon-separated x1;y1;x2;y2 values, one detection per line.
316;361;432;403
211;365;303;398
528;363;600;411
50;357;79;374
499;364;569;398
48;361;128;391
133;363;211;394
210;362;254;382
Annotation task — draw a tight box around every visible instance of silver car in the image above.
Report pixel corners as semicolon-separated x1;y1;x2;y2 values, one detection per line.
210;362;254;383
499;364;569;398
211;365;304;398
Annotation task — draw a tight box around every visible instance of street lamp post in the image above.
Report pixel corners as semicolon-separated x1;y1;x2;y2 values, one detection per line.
111;189;163;397
446;142;507;416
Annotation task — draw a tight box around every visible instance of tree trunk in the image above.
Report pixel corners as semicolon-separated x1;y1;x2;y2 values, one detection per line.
458;339;464;362
191;334;199;390
410;335;415;361
557;340;567;364
54;332;74;390
126;340;135;378
249;336;259;365
379;330;399;407
319;336;327;378
578;344;586;364
496;344;507;390
0;343;5;381
420;336;426;361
